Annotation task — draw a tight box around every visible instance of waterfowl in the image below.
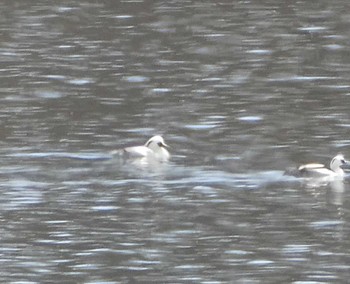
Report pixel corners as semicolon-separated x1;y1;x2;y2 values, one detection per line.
285;154;349;178
113;135;170;162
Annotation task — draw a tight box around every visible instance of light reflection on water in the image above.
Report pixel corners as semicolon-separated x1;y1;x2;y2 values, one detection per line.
0;0;350;283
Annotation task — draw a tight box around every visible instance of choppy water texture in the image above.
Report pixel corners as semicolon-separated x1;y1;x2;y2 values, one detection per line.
1;1;350;283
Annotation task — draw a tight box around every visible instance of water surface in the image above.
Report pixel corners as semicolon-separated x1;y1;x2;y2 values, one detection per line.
1;1;350;283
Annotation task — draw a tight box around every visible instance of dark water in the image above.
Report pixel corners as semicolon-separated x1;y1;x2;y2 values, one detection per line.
1;0;350;283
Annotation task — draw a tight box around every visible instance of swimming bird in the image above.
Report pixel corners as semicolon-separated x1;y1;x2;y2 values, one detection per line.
113;135;170;162
285;154;349;178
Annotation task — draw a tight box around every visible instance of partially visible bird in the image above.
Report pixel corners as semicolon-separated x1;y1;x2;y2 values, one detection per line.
284;154;349;178
112;135;170;163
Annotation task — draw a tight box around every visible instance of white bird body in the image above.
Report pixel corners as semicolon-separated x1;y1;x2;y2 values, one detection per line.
298;163;338;177
123;145;154;158
113;135;170;163
285;154;349;178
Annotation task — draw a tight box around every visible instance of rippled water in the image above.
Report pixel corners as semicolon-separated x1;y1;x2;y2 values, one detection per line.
1;0;350;283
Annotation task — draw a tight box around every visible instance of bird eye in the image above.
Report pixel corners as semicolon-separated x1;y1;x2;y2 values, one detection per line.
158;142;162;147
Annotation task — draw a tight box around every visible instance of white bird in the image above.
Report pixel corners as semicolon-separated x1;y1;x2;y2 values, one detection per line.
113;135;170;163
285;154;349;178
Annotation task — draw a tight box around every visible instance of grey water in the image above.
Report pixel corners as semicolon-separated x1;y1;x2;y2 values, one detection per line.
1;0;350;283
